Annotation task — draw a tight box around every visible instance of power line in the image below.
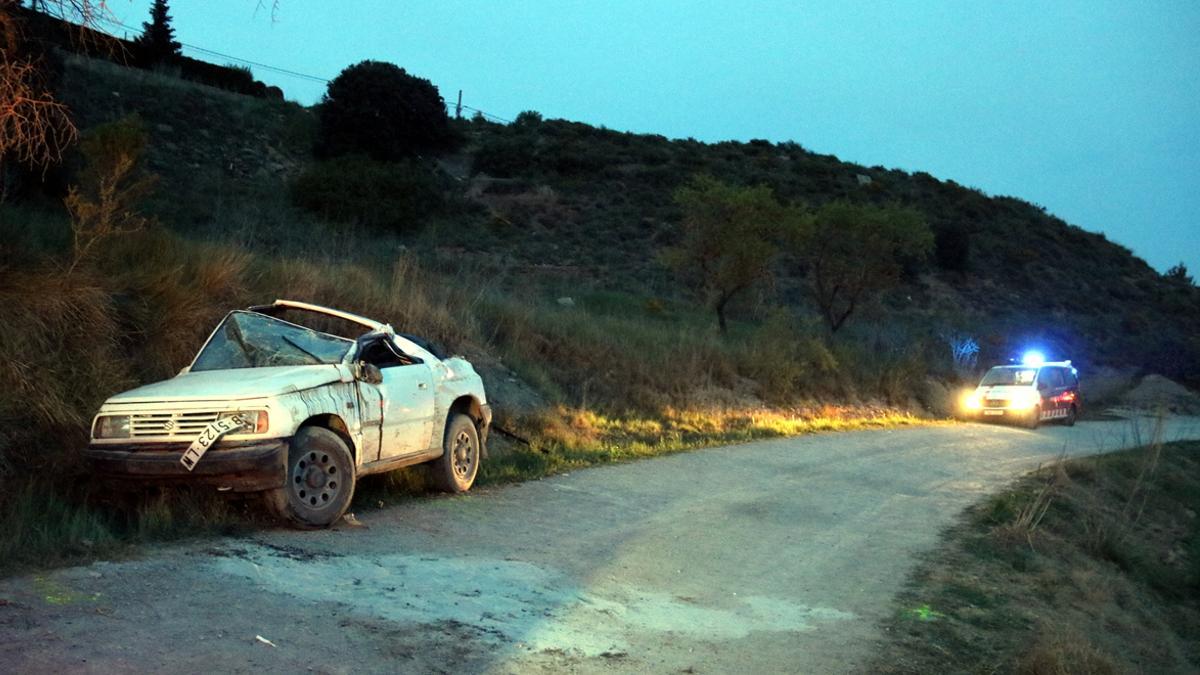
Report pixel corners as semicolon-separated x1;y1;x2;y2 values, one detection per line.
102;17;329;83
99;16;512;122
180;43;329;84
460;104;511;124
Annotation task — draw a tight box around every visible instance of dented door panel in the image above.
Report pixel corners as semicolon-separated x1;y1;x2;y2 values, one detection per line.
375;364;436;459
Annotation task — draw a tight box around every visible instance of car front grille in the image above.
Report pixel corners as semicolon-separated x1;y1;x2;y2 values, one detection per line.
130;411;222;438
983;399;1006;408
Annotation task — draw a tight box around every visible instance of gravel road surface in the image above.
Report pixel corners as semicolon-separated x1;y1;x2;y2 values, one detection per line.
2;415;1198;674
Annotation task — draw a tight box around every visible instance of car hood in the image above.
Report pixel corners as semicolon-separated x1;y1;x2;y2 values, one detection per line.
975;385;1035;398
106;365;347;404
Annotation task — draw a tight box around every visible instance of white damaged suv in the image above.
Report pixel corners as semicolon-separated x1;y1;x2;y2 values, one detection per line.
85;300;491;528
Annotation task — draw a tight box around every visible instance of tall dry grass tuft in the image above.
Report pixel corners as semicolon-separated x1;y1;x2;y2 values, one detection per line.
993;459;1069;550
1072;413;1170;569
1015;628;1118;675
0;265;129;478
0;480;115;567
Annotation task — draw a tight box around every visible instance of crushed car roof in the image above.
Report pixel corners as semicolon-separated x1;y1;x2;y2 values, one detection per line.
246;299;385;333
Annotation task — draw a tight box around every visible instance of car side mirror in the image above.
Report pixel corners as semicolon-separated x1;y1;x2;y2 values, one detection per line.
355;361;383;385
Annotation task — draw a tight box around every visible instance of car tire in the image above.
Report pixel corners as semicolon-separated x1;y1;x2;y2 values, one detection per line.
1065;405;1077;427
429;413;480;493
1025;406;1041;430
263;426;356;529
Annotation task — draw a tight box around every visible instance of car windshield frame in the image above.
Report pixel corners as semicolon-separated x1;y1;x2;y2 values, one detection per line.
979;367;1038;387
189;311;356;372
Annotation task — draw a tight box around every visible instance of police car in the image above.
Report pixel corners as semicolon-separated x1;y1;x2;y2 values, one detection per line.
960;353;1080;429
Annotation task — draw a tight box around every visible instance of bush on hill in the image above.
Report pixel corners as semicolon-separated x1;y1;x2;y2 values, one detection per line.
290;155;444;233
317;60;455;161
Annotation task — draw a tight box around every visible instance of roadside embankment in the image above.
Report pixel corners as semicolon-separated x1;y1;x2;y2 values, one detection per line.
871;437;1200;674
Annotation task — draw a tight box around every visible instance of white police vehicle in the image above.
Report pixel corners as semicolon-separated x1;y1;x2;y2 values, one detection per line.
961;353;1080;429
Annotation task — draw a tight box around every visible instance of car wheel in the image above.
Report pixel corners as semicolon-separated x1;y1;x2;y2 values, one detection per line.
264;426;355;529
1025;406;1041;429
1065;405;1077;427
430;413;480;493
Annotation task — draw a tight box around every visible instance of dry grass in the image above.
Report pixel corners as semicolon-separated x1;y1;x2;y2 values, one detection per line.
1015;628;1119;675
992;460;1067;551
0;214;935;575
478;404;923;485
870;439;1200;674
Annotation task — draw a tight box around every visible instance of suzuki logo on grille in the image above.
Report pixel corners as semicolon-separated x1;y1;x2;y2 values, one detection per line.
162;419;175;431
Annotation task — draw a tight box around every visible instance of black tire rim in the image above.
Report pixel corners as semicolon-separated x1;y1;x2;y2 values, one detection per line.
452;429;475;479
290;450;342;511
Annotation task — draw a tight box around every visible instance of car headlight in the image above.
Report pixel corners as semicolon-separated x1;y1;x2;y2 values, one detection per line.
1010;390;1042;409
93;415;131;440
961;391;982;411
220;410;269;434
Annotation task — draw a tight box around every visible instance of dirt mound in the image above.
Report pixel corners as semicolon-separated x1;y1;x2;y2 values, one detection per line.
466;354;547;419
1120;375;1200;414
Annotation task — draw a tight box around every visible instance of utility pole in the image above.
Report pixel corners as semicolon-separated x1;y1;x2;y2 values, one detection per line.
455;89;462;119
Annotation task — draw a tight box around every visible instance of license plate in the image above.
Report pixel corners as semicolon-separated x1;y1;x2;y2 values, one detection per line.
180;415;245;471
983;410;1004;416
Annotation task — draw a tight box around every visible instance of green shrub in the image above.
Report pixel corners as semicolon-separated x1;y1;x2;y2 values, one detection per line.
290;156;444;233
934;223;971;272
834;322;931;402
739;311;837;402
472;133;537;178
317;60;454;160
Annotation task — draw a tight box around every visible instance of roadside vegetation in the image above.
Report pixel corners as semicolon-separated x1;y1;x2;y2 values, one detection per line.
871;436;1200;674
0;5;1197;573
0;179;924;574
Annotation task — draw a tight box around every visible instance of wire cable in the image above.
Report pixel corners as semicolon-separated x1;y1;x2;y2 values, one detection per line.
99;15;514;122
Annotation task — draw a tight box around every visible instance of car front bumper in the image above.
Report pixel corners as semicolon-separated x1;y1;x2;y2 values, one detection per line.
84;438;289;492
966;407;1036;422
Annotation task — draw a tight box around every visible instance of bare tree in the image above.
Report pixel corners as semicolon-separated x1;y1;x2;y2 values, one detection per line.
0;58;77;170
0;1;109;177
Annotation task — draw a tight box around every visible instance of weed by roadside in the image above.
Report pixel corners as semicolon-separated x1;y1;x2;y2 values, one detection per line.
478;405;924;485
0;479;258;576
870;439;1200;674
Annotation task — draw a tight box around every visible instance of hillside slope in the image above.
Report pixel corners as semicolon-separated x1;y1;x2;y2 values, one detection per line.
38;53;1200;389
459;117;1199;384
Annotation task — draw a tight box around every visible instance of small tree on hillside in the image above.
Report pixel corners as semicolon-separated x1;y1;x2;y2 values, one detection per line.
136;0;182;64
318;60;453;161
1165;262;1194;286
792;201;932;333
64;116;157;273
663;175;795;333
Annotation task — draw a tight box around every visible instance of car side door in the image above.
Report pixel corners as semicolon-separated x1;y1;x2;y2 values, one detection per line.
1042;367;1067;418
376;361;436;458
355;336;437;460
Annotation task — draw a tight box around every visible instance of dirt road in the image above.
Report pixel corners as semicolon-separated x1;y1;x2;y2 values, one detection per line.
2;416;1198;674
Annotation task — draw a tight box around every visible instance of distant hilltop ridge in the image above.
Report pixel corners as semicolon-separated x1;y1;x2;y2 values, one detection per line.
13;5;281;99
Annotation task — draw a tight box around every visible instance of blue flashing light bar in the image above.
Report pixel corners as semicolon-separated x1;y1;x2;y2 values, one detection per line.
1022;351;1046;366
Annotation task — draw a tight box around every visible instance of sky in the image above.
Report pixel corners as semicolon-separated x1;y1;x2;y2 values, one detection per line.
104;1;1200;276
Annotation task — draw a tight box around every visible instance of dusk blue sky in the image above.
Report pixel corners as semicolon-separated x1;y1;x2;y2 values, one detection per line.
105;1;1200;276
